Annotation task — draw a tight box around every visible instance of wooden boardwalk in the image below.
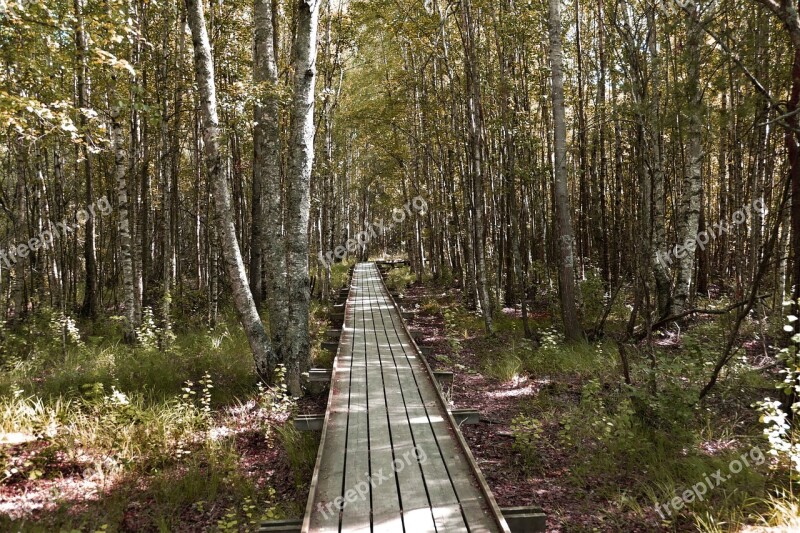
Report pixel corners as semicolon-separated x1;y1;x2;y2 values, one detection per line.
302;263;510;533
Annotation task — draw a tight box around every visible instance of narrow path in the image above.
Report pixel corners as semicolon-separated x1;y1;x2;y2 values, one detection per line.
303;263;509;533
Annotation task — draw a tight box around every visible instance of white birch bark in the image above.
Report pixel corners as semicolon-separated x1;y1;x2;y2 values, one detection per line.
185;0;276;379
672;4;704;316
285;0;321;396
111;99;137;342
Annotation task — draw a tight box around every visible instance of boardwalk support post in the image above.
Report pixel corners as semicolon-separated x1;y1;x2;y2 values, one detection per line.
432;370;454;388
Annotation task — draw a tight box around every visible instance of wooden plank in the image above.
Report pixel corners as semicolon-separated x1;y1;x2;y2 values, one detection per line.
501;507;547;532
265;507;546;533
400;348;498;531
450;409;481;425
294;414;324;432
306;263;511;533
365;269;469;533
367;271;438;531
305;294;356;532
308;369;333;382
378;268;507;533
376;269;503;533
340;276;372;533
364;277;404;532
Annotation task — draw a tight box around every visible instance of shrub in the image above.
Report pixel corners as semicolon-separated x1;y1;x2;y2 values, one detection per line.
510;415;543;473
386;266;415;292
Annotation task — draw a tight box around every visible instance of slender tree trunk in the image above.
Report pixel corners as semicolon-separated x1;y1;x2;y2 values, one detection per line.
12;138;27;321
672;4;704;315
35;150;61;308
549;0;583;342
597;0;610;285
461;0;494;334
284;0;321;396
185;0;276;380
111;79;137;343
254;0;289;359
647;9;672;320
158;13;174;341
74;0;97;319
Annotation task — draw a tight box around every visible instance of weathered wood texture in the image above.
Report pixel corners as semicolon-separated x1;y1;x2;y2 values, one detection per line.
303;263;509;533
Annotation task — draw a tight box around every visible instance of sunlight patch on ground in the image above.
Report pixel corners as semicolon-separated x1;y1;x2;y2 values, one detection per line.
697;438;738;456
487;383;537;399
0;433;36;445
0;476;105;520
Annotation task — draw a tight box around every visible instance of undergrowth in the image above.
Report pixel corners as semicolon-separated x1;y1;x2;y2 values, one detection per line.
0;308;308;531
417;282;791;531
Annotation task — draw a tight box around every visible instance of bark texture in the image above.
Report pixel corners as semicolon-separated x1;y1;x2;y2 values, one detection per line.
254;0;289;362
185;0;276;380
672;4;704;315
285;0;321;395
549;0;583;342
111;98;137;342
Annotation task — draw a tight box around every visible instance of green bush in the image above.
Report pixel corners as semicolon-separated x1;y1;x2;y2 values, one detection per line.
385;266;415;292
510;415;543;473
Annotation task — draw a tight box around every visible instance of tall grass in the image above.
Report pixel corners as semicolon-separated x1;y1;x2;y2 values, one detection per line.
0;309;299;531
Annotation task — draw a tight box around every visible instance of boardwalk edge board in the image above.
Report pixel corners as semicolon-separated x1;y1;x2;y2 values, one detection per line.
374;262;513;533
300;277;353;533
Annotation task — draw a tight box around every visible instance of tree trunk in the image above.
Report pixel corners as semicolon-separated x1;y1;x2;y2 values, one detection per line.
185;0;276;380
111;82;137;343
672;4;704;316
74;0;98;320
549;0;583;342
461;0;494;334
284;0;320;396
254;0;289;360
12;138;27;321
35;150;61;308
158;12;174;342
647;9;672;320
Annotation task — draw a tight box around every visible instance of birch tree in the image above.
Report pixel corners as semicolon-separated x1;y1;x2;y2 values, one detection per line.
110;75;137;342
185;0;276;380
646;7;672;320
74;0;98;320
672;2;705;316
254;0;289;362
549;0;583;342
461;0;494;334
284;0;321;396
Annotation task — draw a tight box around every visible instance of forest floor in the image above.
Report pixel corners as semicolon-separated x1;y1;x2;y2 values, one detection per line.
400;283;661;532
0;265;795;532
389;273;790;533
